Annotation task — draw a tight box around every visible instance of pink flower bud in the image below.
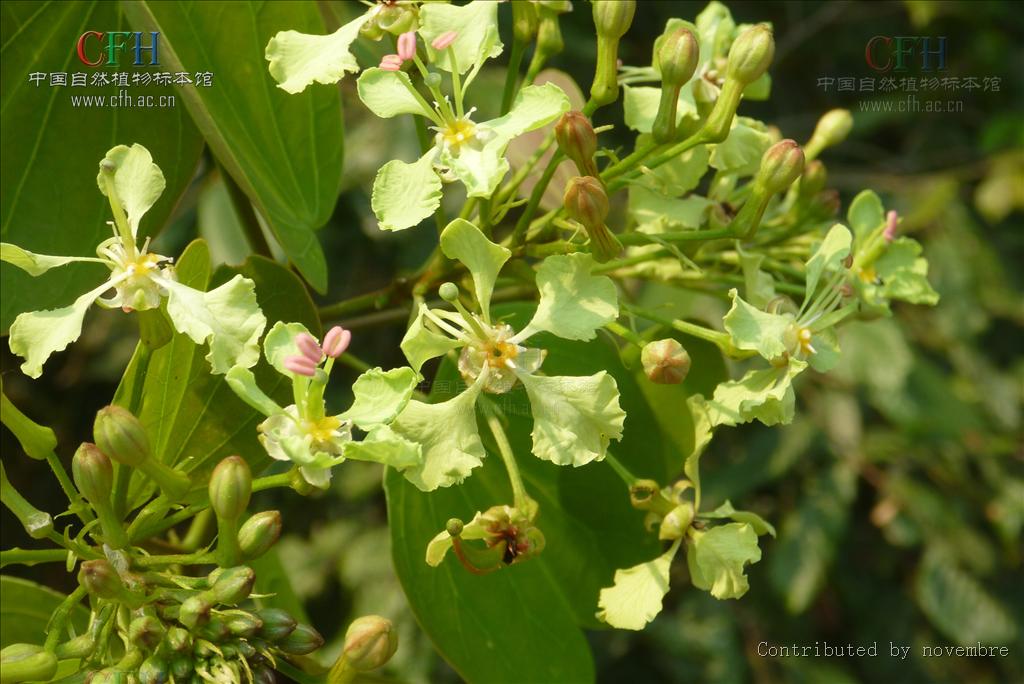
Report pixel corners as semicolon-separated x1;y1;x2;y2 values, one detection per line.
295;332;323;363
379;54;403;71
322;326;352;358
431;31;458;51
883;210;898;242
397;31;417;61
284;355;317;377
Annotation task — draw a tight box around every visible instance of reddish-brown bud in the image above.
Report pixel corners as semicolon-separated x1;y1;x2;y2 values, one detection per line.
555;112;599;178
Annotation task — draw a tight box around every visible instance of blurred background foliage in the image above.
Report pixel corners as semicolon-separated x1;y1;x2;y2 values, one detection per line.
2;1;1022;682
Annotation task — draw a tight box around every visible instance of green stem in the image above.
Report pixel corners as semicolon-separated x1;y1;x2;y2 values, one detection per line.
622;302;733;350
604;452;638;486
484;411;529;510
252;473;293;492
318;285;398;322
326;655;358;684
215;515;241;568
510;151;564;247
0;548;68;568
43;585;88;652
605;321;645;347
134;551;216;567
47;452;94;524
501;39;527;115
180;508;213;551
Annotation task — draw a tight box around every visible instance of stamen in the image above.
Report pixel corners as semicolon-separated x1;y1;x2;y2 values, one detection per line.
295;332;324;363
322;326;352;358
431;31;458;51
397;31;417;62
284;355;317;377
883;210;898;243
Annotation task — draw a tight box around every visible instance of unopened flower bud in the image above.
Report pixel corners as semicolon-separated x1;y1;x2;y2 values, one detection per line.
641;339;691;384
170;655;193;680
253;667;277;684
129;615;165;651
590;1;636;106
341;615;398;672
165;626;191;653
277;623;325;655
72;443;113;504
431;30;458;52
658;502;695;540
208;565;255;605
238;511;282;560
757;139;805;195
555;112;599;178
322;325;352;358
799;159;827;198
805;108;853;160
198;618;230;643
512;1;538;43
94;405;149;466
564;177;622;263
256;609;297;642
226;612;263;638
284;355;317;376
652;27;700;143
178;594;213;630
209;456;251;522
78;559;125;600
0;644;58;684
55;633;94;659
138;655;169;684
726;23;774;85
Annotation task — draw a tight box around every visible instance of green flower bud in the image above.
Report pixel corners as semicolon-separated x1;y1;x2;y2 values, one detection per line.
276;623;325;656
78;559;124;600
641;339;691;385
208;566;255;605
238;511;282;561
197;618;230;643
590;1;636;106
799;160;827;198
512;0;538;43
209;457;251;521
226;613;263;638
165;626;191;653
658;502;695;540
726;23;774;85
805;108;853;160
55;633;94;659
170;655;193;680
178;594;213;631
563;177;622;263
653;27;700;143
0;644;58;684
93;405;149;466
72;443;113;505
555;112;599;178
256;609;297;642
756;139;805;195
0;384;57;460
129;615;166;651
252;667;276;684
341;615;398;673
138;655;169;684
0;462;53;540
438;282;460;302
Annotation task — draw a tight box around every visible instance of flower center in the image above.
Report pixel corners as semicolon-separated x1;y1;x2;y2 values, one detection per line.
125;253;161;277
796;326;815;355
857;265;877;284
483;340;519;369
305;416;341;443
442;118;476;150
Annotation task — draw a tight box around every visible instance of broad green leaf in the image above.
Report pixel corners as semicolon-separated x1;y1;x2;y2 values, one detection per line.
516;371;626;466
686;522;761;599
709;117;772;176
1;1;202;331
341;367;419;430
847;189;885;242
8;278;112;379
96;144;166;238
122;1;343;291
519;254;618;342
400;304;463;373
371;154;443;232
704;360;807;427
419;0;502;74
722;289;791;361
342;424;422;470
597;540;681;630
162;275;266;374
805;224;852;302
0;244;104;277
391;372;488;491
356;68;430;119
703;501;776;537
622;85;697;134
0;576;88;648
225;367;283;417
265;12;368;94
263;321;313;376
439;219;510;322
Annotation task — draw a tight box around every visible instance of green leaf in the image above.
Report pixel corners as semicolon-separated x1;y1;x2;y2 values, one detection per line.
341;367;419;430
1;1;202;331
597;540;681;630
8;279;112;379
703;501;776;537
0;243;105;277
722;289;791;361
518;254;619;342
419;0;502;74
122;0;344;292
622;85;697;134
847;189;885;243
439;219;510;322
265;12;368;94
516;371;626;466
0;576;88;648
805;223;852;302
225;367;283;418
356;68;429;119
96;144;166;238
391;372;488;491
371;154;443;232
162;274;266;374
400;304;464;374
709;117;772;176
686;522;761;599
703;360;807;428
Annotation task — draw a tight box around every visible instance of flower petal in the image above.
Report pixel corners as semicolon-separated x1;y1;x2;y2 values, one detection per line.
265;13;368;94
356;68;430;119
225;366;284;417
341;367;419;430
597;540;681;630
517;253;619;342
400;303;463;373
371;153;443;232
96;144;166;238
419;1;502;74
439;219;510;322
1;243;108;276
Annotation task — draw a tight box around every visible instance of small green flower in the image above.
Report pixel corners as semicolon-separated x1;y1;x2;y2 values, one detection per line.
1;144;266;378
394;219;625;491
226;323;421;489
